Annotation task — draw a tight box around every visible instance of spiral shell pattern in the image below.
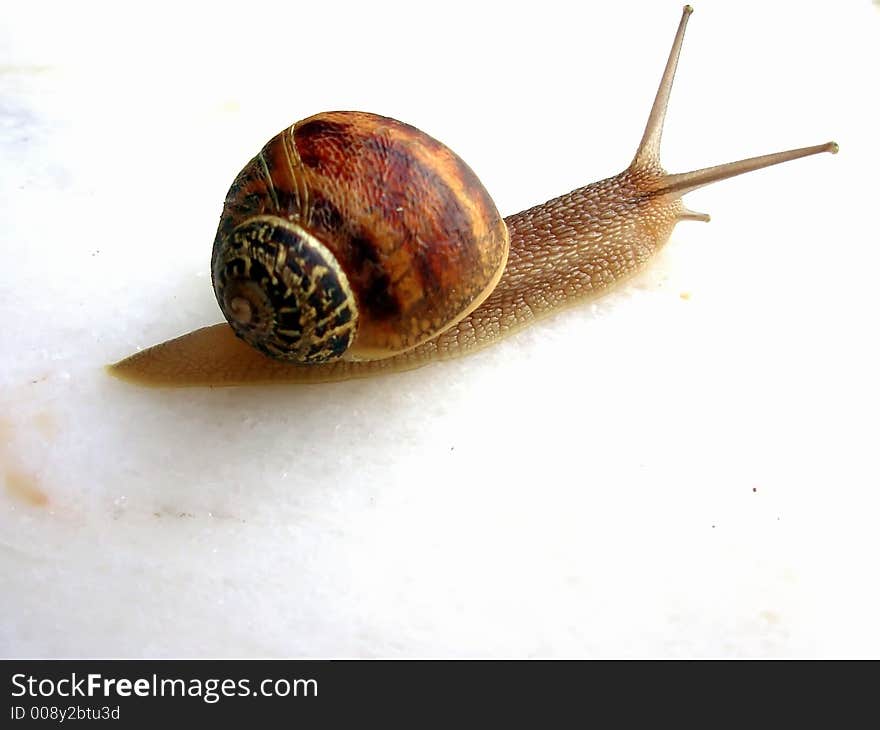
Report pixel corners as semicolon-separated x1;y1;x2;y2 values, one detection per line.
213;215;358;362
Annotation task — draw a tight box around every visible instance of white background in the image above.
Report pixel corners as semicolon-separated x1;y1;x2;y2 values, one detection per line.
1;0;877;656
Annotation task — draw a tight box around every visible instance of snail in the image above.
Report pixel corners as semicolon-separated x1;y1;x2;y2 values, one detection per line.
110;5;837;387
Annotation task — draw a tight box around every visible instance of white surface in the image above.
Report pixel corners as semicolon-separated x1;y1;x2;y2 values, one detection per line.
1;0;877;657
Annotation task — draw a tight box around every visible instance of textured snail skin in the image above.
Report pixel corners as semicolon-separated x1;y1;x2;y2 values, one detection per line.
109;6;837;387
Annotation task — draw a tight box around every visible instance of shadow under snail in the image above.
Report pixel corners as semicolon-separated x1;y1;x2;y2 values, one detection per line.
110;6;837;387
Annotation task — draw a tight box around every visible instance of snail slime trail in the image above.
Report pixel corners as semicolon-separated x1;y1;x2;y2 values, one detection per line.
109;5;837;387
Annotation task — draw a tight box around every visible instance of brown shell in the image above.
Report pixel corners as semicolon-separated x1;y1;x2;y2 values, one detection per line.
213;111;509;359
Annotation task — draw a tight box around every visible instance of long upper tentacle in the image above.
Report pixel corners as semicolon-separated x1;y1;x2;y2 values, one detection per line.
632;5;693;170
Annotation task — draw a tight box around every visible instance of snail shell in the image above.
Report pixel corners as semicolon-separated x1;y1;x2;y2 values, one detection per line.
212;111;509;363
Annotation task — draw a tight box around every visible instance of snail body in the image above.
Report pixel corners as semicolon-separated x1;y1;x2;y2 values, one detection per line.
111;6;837;387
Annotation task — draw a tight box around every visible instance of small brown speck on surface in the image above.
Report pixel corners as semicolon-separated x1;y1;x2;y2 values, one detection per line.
679;291;691;300
4;468;48;507
752;487;757;493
